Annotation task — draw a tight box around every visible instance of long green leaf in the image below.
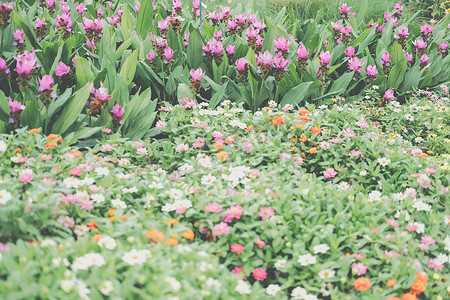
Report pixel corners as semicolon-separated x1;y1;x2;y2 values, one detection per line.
136;0;153;38
187;29;203;69
387;58;407;90
76;58;95;87
51;84;92;134
119;49;139;85
328;72;354;94
280;82;312;106
208;82;228;109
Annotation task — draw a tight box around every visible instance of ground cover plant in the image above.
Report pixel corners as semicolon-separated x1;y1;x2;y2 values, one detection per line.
0;0;449;140
0;90;449;299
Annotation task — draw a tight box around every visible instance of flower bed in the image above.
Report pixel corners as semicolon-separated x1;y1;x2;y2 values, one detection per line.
0;91;448;299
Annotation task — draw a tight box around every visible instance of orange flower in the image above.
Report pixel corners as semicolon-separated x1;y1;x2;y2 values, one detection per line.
386;279;397;287
69;150;82;158
108;209;116;216
415;271;427;284
214;142;223;149
181;229;195;241
298;108;309;115
164;219;179;226
92;233;101;242
224;136;235;144
29;128;40;134
299;115;309;122
216;151;229;161
271;115;286;126
87;219;98;230
45;142;57;150
258;129;264;132
410;281;426;295
121;214;127;221
387;297;401;300
47;134;58;140
290;138;296;143
418;153;428;158
146;229;165;243
165;238;179;246
247;125;254;132
309;147;317;154
291;147;296;152
354;277;371;291
295;123;303;129
92;154;100;160
57;138;63;144
310;126;321;134
298;135;307;142
401;293;418;300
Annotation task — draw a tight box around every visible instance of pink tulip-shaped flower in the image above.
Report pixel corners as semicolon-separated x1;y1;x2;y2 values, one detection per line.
190;67;204;93
366;64;378;83
345;46;355;57
163;47;174;64
38;75;54;91
55;62;70;77
384;88;396;102
319;51;331;64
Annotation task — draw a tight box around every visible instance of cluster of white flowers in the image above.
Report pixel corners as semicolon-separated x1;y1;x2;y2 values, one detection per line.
63;176;95;189
97;235;117;250
111;198;127;209
201;174;217;185
235;280;251;294
0;189;12;205
229;119;247;129
197;153;214;168
291;286;318;299
72;253;106;271
368;190;382;202
412;200;432;212
61;277;90;299
122;249;151;265
94;167;110;176
297;253;317;266
161;199;193;212
164;277;181;291
178;163;194;175
221;165;252;187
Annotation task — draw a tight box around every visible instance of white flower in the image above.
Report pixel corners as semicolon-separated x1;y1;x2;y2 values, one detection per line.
274;259;287;269
359;170;367;176
85;253;106;267
405;114;415;121
137;148;148;155
91;193;105;203
98;236;117;250
336;181;350;191
377;157;391;166
64;177;82;189
94;167;110;176
0;190;12;205
266;284;281;296
111;199;127;209
201;174;216;185
178;163;193;175
40;239;57;247
0;140;6;152
168;188;183;200
313;244;330;254
368;190;382;202
412;200;431;212
291;286;307;299
61;279;75;293
206;278;221;290
161;203;176;212
304;295;318;300
122;249;150;265
72;253;105;271
174;199;192;209
199;262;213;272
318;269;336;279
99;280;114;296
297;254;317;266
414;137;424;143
235;280;251;294
175;143;189;152
372;85;379;89
165;277;181;291
437;253;448;264
148;181;164;189
445;235;450;251
82;176;95;186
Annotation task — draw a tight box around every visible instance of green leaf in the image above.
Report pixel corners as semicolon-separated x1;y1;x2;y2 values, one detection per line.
121;6;133;41
280;82;312;106
51;84;92;134
177;83;194;99
187;29;203;69
328;72;354;94
0;90;10;123
21;99;42;129
119;49;139;85
208;82;228;109
136;0;153;38
76;58;95;87
67;127;101;144
400;64;421;92
115;38;133;60
46;88;73;121
387;58;407;90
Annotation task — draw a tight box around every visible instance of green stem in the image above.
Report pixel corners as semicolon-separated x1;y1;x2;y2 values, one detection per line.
160;60;166;103
274;83;280;104
257;80;264;112
0;28;5;58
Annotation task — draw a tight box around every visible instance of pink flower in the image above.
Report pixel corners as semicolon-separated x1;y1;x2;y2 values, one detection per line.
232;266;247;278
190;67;204;82
366;64;378;76
348;57;362;73
398;26;409;37
351;262;367;276
323;168;337;178
8;97;25;113
420;23;433;35
231;244;244;254
205;203;223;213
386;219;398;227
273;54;290;70
416;174;431;188
439;42;448;51
356;119;369;128
256;50;274;67
213;222;229;236
349;150;361;157
38;75;54;91
69;168;82;176
19;171;33;184
146;50;155;62
382;51;391;63
423;167;436;174
428;258;443;271
319;51;331;64
384;88;396;101
226;44;235;55
222;205;244;222
14;49;38;75
236;58;249;71
393;2;403;12
421;235;435;245
214;30;222;41
339;3;352;14
413;39;427;49
246;26;259;39
163;47;174;63
259;207;275;220
254;238;266;248
157;19;169;31
274;36;291;52
57;215;75;228
296;42;309;59
345;46;355;57
110;103;125;118
420;54;429;64
55;62;70;77
252;268;267;281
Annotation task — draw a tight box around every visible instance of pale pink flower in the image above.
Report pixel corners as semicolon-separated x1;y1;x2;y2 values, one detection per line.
323;168;337;178
259;207;275;220
213;222;229;236
351;262;367;276
205;203;223;213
